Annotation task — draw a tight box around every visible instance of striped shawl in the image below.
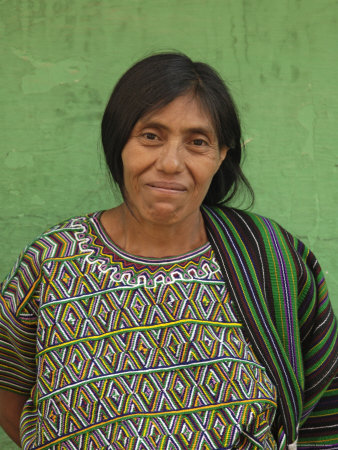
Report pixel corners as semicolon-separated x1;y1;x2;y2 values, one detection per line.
202;206;338;449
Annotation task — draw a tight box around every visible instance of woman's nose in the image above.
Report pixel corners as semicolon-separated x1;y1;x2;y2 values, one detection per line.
155;140;184;173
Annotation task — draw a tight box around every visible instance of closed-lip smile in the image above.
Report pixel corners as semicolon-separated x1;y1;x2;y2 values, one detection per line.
147;181;187;192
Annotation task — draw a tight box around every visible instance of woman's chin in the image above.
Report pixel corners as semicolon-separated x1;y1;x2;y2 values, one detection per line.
123;198;198;227
143;204;189;226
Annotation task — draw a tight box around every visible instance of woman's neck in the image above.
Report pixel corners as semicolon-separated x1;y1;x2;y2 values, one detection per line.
100;204;208;258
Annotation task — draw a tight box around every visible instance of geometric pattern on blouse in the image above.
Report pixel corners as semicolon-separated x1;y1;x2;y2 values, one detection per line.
1;214;277;449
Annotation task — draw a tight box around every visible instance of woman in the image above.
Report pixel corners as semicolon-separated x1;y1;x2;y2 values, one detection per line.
0;53;337;449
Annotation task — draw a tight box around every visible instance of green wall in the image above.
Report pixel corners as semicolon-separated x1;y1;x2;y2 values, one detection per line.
1;1;338;308
0;0;337;444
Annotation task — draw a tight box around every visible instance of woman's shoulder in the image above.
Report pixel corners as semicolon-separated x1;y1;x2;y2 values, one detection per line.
202;205;289;236
1;212;103;288
28;210;103;256
202;204;302;259
41;211;102;236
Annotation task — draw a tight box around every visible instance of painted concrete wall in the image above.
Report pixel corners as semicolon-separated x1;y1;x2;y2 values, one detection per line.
1;2;338;299
0;0;337;446
0;2;337;444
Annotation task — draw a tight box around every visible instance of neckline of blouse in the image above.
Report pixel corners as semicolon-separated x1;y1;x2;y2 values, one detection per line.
88;211;212;266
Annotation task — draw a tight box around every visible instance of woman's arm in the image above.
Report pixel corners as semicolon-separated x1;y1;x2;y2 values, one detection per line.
298;374;338;446
0;389;28;447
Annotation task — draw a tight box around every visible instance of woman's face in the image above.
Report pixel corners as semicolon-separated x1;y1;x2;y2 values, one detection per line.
121;93;228;227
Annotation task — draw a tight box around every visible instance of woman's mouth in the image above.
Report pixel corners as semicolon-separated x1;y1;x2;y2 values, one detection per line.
147;181;187;193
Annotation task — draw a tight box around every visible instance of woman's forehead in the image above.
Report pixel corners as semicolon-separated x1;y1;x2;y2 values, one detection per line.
136;92;217;132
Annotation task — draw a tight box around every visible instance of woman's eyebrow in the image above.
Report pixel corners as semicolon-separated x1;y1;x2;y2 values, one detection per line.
186;127;215;137
137;121;168;131
137;121;215;137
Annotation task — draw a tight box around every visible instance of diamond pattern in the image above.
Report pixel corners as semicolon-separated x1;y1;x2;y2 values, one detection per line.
18;215;278;449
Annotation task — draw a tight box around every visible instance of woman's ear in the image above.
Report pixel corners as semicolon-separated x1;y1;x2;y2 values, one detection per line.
219;146;229;165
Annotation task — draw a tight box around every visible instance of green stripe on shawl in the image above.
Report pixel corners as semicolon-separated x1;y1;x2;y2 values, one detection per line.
202;206;303;442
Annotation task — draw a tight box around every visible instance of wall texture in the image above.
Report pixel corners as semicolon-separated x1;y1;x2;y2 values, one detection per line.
0;0;337;445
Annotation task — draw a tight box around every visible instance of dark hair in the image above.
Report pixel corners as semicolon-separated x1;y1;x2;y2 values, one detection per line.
101;52;253;206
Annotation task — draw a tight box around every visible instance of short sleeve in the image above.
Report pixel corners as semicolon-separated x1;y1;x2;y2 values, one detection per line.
0;244;41;394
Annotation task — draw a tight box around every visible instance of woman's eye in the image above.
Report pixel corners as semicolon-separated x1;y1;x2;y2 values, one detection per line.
191;139;208;146
143;132;158;140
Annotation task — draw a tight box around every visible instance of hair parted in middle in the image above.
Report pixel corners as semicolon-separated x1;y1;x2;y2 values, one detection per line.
101;52;253;206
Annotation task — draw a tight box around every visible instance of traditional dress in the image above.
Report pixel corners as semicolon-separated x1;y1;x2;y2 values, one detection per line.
0;206;337;449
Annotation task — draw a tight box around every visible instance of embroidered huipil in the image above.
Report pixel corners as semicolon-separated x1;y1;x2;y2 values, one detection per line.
0;212;277;449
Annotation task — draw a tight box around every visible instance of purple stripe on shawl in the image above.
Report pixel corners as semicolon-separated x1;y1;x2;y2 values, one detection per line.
263;217;297;374
205;208;299;432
